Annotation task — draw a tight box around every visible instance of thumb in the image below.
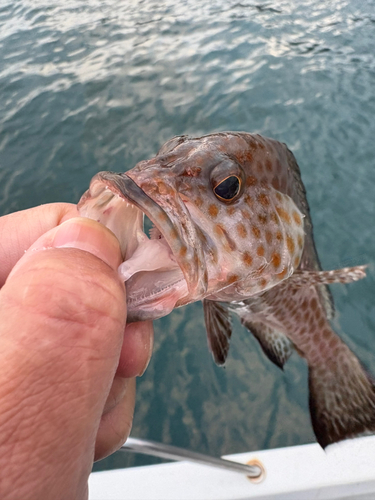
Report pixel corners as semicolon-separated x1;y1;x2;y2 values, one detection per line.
0;217;126;499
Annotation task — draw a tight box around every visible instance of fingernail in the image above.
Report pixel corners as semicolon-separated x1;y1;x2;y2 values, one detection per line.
51;218;122;270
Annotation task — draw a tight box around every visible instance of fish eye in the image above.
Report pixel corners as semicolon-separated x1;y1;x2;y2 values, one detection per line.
213;175;241;201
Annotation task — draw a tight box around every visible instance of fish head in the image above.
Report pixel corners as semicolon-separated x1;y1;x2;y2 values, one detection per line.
78;132;305;320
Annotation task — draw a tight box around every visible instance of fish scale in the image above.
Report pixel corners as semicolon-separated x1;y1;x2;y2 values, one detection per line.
78;131;372;448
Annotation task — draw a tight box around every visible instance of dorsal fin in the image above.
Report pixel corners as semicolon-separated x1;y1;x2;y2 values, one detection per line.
288;266;367;288
203;299;232;366
241;319;294;370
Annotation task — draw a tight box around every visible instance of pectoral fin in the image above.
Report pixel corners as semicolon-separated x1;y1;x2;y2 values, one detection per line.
241;319;294;370
203;299;232;365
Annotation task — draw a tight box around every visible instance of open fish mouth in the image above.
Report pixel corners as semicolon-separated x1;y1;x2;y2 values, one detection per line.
78;172;206;322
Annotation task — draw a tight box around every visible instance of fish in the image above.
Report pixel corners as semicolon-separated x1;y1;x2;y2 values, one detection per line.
78;131;373;448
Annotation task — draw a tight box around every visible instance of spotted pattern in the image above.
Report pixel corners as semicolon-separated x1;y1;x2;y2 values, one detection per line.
208;204;219;218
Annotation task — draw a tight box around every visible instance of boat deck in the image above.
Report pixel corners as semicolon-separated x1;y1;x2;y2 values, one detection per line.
89;435;375;500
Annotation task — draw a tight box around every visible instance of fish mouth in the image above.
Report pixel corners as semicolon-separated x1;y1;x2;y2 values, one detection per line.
78;171;207;322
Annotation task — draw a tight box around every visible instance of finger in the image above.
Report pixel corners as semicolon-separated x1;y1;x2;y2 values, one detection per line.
0;202;78;287
94;378;136;461
102;376;129;416
0;217;126;498
117;320;154;379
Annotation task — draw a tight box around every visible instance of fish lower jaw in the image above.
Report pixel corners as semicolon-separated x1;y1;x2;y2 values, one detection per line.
125;270;189;322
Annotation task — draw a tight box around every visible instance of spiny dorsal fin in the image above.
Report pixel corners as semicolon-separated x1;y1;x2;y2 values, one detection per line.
241;319;294;370
285;144;335;319
203;299;232;366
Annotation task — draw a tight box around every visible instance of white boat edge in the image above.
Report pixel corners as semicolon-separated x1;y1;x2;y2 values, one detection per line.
89;434;375;500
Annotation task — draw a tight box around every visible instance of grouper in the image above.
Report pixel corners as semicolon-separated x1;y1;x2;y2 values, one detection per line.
78;132;372;448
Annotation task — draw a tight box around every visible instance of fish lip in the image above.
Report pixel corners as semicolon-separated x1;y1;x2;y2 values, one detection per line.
79;171;207;300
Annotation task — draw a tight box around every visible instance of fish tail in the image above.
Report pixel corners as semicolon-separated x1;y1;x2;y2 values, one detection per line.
308;341;375;448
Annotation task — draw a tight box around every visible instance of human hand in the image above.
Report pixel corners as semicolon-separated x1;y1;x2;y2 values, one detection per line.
0;203;153;500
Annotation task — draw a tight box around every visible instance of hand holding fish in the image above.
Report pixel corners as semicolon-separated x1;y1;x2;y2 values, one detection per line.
0;204;153;499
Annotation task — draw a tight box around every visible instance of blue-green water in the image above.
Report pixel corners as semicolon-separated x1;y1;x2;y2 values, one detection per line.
1;0;375;472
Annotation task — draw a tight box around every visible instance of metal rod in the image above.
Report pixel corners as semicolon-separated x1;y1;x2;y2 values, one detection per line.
120;437;262;478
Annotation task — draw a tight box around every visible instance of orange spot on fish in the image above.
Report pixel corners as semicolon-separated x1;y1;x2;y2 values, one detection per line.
246;176;257;187
209;248;218;264
214;224;223;236
276;268;288;280
239;150;253;164
259;277;268;287
286;235;295;254
208;204;219;218
242;251;253;266
275;192;282;202
241;209;251;219
204;269;208;282
257;245;265;257
170;227;179;239
194;254;199;267
157;181;169;195
271;252;281;268
179;246;187;257
258;214;268;225
265;230;273;244
265;159;273;172
252;225;261;238
276;231;283;241
195;197;203;208
258;193;270;207
183;166;202;177
244;194;253;206
228;274;239;284
293;211;302;226
237;223;247;238
270;212;278;224
276;206;291;224
297;234;303;249
158;211;169;223
227;206;236;216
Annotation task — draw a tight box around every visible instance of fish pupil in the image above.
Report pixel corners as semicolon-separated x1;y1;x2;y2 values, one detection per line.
214;176;240;201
